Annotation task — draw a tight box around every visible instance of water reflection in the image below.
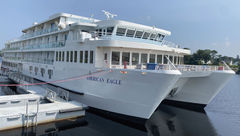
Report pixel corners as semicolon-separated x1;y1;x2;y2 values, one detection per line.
0;86;217;136
146;105;217;136
0;104;217;136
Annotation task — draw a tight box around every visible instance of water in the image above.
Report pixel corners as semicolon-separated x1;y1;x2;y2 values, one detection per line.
0;75;239;136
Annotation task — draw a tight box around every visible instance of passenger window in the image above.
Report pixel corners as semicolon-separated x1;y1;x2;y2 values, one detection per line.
112;52;120;65
174;56;177;64
142;32;150;39
66;51;69;62
157;55;163;64
85;51;88;63
132;53;139;65
62;51;65;61
90;50;94;64
59;52;61;61
56;52;58;61
74;51;77;63
126;29;135;37
141;53;148;65
164;55;168;64
122;52;130;65
70;51;73;62
79;51;83;63
135;31;144;38
169;56;173;63
116;27;126;36
149;54;155;63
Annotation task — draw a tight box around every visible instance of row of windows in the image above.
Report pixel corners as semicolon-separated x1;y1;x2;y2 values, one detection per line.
56;50;94;64
29;66;53;79
116;27;165;42
111;52;184;65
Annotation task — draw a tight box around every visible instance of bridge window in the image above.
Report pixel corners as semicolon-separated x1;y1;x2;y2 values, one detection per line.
132;53;139;65
135;31;143;38
85;51;88;63
157;55;163;64
150;33;157;40
141;53;147;65
149;54;155;63
122;52;130;65
116;27;126;36
126;29;135;37
156;34;162;41
112;51;120;65
107;27;114;35
80;51;83;63
142;32;150;39
90;50;94;64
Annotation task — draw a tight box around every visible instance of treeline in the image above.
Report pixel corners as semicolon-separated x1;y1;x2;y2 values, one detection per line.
184;49;240;74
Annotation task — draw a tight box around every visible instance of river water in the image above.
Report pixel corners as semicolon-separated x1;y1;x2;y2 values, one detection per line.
0;75;239;136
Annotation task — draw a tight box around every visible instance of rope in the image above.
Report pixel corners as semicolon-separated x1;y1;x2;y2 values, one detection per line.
0;69;111;87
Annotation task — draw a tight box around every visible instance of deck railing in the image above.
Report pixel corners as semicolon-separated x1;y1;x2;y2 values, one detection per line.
175;62;232;72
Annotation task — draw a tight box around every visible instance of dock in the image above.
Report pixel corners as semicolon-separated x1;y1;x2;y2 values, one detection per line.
0;73;87;131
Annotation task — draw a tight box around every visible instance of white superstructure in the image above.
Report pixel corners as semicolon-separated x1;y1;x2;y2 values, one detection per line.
1;13;235;119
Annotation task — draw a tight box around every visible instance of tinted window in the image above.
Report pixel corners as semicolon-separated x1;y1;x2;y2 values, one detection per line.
116;28;126;36
135;31;143;38
150;33;156;40
164;55;168;64
157;55;162;64
74;51;77;63
122;52;130;65
66;51;69;62
132;53;139;65
126;29;135;37
149;54;155;63
142;32;150;39
79;51;83;63
70;51;73;62
107;27;114;35
62;51;65;61
85;51;88;63
141;53;148;65
56;52;58;61
90;50;94;64
112;52;120;65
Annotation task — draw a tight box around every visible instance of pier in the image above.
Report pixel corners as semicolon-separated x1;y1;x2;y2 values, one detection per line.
0;73;86;131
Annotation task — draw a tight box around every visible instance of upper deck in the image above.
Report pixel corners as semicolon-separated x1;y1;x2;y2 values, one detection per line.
3;13;190;55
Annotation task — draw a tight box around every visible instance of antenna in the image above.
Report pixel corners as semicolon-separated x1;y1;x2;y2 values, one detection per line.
102;10;117;20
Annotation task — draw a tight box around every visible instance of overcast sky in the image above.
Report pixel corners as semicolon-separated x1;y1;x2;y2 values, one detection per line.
0;0;239;57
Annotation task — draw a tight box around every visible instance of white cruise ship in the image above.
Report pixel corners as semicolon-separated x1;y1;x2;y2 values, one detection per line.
1;12;235;119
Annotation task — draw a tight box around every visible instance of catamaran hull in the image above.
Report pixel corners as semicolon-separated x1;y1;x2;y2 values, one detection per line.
55;69;181;119
166;70;235;106
20;66;181;119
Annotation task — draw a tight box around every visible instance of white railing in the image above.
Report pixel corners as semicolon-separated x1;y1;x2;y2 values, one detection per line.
175;63;232;72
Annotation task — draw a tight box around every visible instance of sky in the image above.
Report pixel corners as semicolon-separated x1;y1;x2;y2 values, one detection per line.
0;0;239;57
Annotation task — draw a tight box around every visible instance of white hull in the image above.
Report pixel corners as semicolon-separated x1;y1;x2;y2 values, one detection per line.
166;70;235;105
21;64;181;119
